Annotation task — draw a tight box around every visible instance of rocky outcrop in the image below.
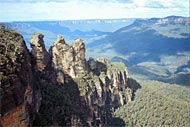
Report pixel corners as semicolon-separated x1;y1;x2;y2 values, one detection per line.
0;26;135;127
0;25;41;127
76;58;132;126
49;35;132;126
50;35;87;79
30;33;50;72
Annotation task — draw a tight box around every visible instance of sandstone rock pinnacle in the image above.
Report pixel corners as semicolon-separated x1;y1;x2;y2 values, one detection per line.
50;35;87;78
30;33;50;71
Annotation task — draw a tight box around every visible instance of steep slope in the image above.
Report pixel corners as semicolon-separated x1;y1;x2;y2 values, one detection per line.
0;25;41;126
87;16;190;85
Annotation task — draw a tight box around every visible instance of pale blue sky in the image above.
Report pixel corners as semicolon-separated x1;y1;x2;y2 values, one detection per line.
0;0;189;21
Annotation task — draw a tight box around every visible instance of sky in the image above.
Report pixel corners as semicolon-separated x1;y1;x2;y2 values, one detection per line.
0;0;189;22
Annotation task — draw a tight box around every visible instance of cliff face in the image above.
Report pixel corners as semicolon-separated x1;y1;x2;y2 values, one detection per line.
0;25;41;126
74;58;132;126
0;26;134;127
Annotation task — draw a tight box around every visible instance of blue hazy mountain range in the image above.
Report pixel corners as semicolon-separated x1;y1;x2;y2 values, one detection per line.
86;16;190;85
87;16;190;61
3;19;135;49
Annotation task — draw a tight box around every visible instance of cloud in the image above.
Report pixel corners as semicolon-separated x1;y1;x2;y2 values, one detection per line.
109;0;133;3
0;0;68;3
0;0;189;21
144;1;165;8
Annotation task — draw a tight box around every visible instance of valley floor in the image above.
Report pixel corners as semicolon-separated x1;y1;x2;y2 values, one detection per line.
113;79;190;127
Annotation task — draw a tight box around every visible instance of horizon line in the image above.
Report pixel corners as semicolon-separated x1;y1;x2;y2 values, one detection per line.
1;15;189;23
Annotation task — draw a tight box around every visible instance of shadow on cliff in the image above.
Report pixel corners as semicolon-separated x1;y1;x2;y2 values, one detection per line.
108;78;141;127
31;66;127;126
127;78;141;100
107;117;126;127
31;67;91;126
107;78;141;126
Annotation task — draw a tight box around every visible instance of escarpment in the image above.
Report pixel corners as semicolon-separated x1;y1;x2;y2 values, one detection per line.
0;25;136;127
0;25;41;127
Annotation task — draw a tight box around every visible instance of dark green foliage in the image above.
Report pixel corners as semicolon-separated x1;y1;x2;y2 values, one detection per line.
32;78;90;126
73;77;89;96
114;80;190;127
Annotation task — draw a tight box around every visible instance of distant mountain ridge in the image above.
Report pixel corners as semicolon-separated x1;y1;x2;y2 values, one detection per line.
115;16;189;38
3;18;135;32
87;16;190;57
86;16;190;85
2;18;135;49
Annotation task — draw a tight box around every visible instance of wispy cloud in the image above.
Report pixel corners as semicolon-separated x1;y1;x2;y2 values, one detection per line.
0;0;189;21
0;0;68;3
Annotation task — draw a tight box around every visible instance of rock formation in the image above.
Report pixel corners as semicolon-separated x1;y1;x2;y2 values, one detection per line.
50;35;87;79
0;25;134;127
0;25;41;127
30;33;50;72
49;35;132;126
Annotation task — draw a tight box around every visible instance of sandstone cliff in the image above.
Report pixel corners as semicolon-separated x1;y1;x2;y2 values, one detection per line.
0;25;41;127
0;25;135;127
50;35;87;79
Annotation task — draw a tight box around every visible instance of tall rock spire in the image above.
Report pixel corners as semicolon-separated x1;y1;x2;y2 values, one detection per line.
50;35;87;78
30;33;50;71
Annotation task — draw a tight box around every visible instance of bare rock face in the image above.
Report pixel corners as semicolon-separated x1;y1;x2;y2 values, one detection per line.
74;58;132;126
49;35;132;126
0;26;41;127
72;38;85;60
30;33;50;71
50;35;87;79
104;61;131;105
